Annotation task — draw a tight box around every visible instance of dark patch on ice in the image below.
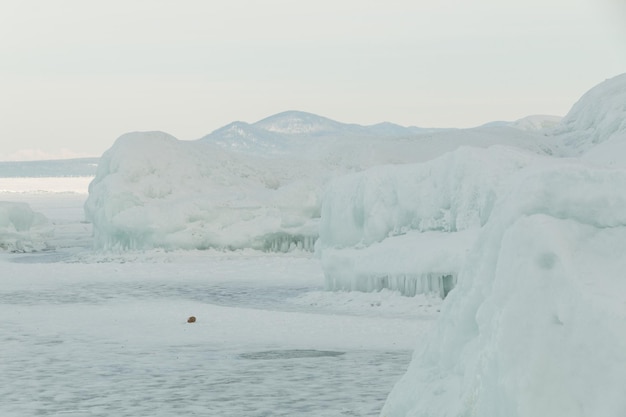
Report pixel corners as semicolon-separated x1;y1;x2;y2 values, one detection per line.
239;349;345;360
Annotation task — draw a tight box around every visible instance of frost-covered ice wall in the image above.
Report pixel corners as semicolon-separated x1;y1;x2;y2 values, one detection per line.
380;73;626;416
85;132;326;251
380;163;626;417
0;201;50;252
318;73;626;299
317;146;547;297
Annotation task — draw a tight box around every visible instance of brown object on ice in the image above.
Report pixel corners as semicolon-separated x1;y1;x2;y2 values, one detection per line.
187;316;196;323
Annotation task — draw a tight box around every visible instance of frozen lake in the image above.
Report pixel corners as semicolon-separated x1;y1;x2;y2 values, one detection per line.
0;178;440;417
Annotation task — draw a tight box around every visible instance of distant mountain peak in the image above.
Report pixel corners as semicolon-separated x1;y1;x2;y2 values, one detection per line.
253;110;345;135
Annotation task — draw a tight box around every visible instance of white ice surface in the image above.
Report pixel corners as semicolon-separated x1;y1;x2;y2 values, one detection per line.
1;182;438;417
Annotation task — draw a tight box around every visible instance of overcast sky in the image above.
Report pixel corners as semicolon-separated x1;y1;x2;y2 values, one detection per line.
1;0;625;160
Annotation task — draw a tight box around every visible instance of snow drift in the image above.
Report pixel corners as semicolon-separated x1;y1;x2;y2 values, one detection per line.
0;201;50;252
380;162;626;417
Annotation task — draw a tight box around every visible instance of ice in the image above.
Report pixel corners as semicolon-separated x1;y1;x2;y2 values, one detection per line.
380;163;626;416
0;248;434;417
84;131;325;251
380;75;626;416
0;201;50;252
553;73;626;155
0;174;434;416
86;119;551;252
317;146;547;297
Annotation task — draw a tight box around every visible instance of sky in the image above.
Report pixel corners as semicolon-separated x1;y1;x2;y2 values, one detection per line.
1;0;625;161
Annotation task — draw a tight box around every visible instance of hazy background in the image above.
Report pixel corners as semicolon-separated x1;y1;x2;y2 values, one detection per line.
1;0;625;160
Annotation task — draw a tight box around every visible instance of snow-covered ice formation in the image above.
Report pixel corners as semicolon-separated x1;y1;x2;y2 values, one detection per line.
380;163;626;417
378;74;626;415
85;111;553;252
85;131;325;251
0;201;50;252
319;72;626;299
317;146;547;297
554;73;626;155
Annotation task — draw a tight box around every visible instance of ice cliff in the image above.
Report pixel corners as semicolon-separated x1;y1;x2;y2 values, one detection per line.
317;146;549;297
379;73;626;416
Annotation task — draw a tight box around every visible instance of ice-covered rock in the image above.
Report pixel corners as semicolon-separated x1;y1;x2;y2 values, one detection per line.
0;201;50;252
381;162;626;416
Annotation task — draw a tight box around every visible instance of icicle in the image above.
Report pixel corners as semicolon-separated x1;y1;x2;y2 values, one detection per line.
324;272;457;299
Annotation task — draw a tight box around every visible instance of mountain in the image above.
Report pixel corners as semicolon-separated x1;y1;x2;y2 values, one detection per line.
253;110;354;136
200;121;293;154
199;110;433;154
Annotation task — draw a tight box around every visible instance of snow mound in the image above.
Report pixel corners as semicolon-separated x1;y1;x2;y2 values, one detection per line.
317;146;547;297
555;73;626;154
84;131;325;251
381;162;626;416
0;201;50;252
